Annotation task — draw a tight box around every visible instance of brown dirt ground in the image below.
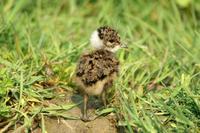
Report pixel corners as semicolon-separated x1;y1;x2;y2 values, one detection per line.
30;91;120;133
6;89;125;133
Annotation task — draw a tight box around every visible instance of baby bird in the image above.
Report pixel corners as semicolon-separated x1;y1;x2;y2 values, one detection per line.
75;26;126;121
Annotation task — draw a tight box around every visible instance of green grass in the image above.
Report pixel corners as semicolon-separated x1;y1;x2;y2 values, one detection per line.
0;0;200;132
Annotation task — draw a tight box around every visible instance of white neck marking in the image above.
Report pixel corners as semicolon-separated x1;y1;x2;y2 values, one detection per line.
90;30;103;49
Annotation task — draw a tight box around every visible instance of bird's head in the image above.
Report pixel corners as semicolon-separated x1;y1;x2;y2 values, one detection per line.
90;26;127;52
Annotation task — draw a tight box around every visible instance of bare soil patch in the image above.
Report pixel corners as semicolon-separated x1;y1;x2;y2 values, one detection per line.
31;91;119;133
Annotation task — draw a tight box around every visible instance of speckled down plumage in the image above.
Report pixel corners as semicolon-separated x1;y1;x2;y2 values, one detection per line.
97;26;121;48
76;49;119;86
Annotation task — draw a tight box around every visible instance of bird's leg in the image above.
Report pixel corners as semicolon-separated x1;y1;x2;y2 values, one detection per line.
81;93;89;121
81;93;99;122
101;90;107;107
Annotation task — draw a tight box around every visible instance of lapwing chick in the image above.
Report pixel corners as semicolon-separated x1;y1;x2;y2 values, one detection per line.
75;26;126;121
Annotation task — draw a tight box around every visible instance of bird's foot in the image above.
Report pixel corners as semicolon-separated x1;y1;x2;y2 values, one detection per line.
81;115;98;122
81;116;91;122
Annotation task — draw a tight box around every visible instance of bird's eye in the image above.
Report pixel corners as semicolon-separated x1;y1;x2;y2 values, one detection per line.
109;39;114;43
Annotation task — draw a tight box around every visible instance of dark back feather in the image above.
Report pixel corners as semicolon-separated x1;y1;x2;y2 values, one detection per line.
76;49;119;86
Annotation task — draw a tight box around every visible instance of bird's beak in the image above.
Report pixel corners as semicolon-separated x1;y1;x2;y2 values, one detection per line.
120;43;128;48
